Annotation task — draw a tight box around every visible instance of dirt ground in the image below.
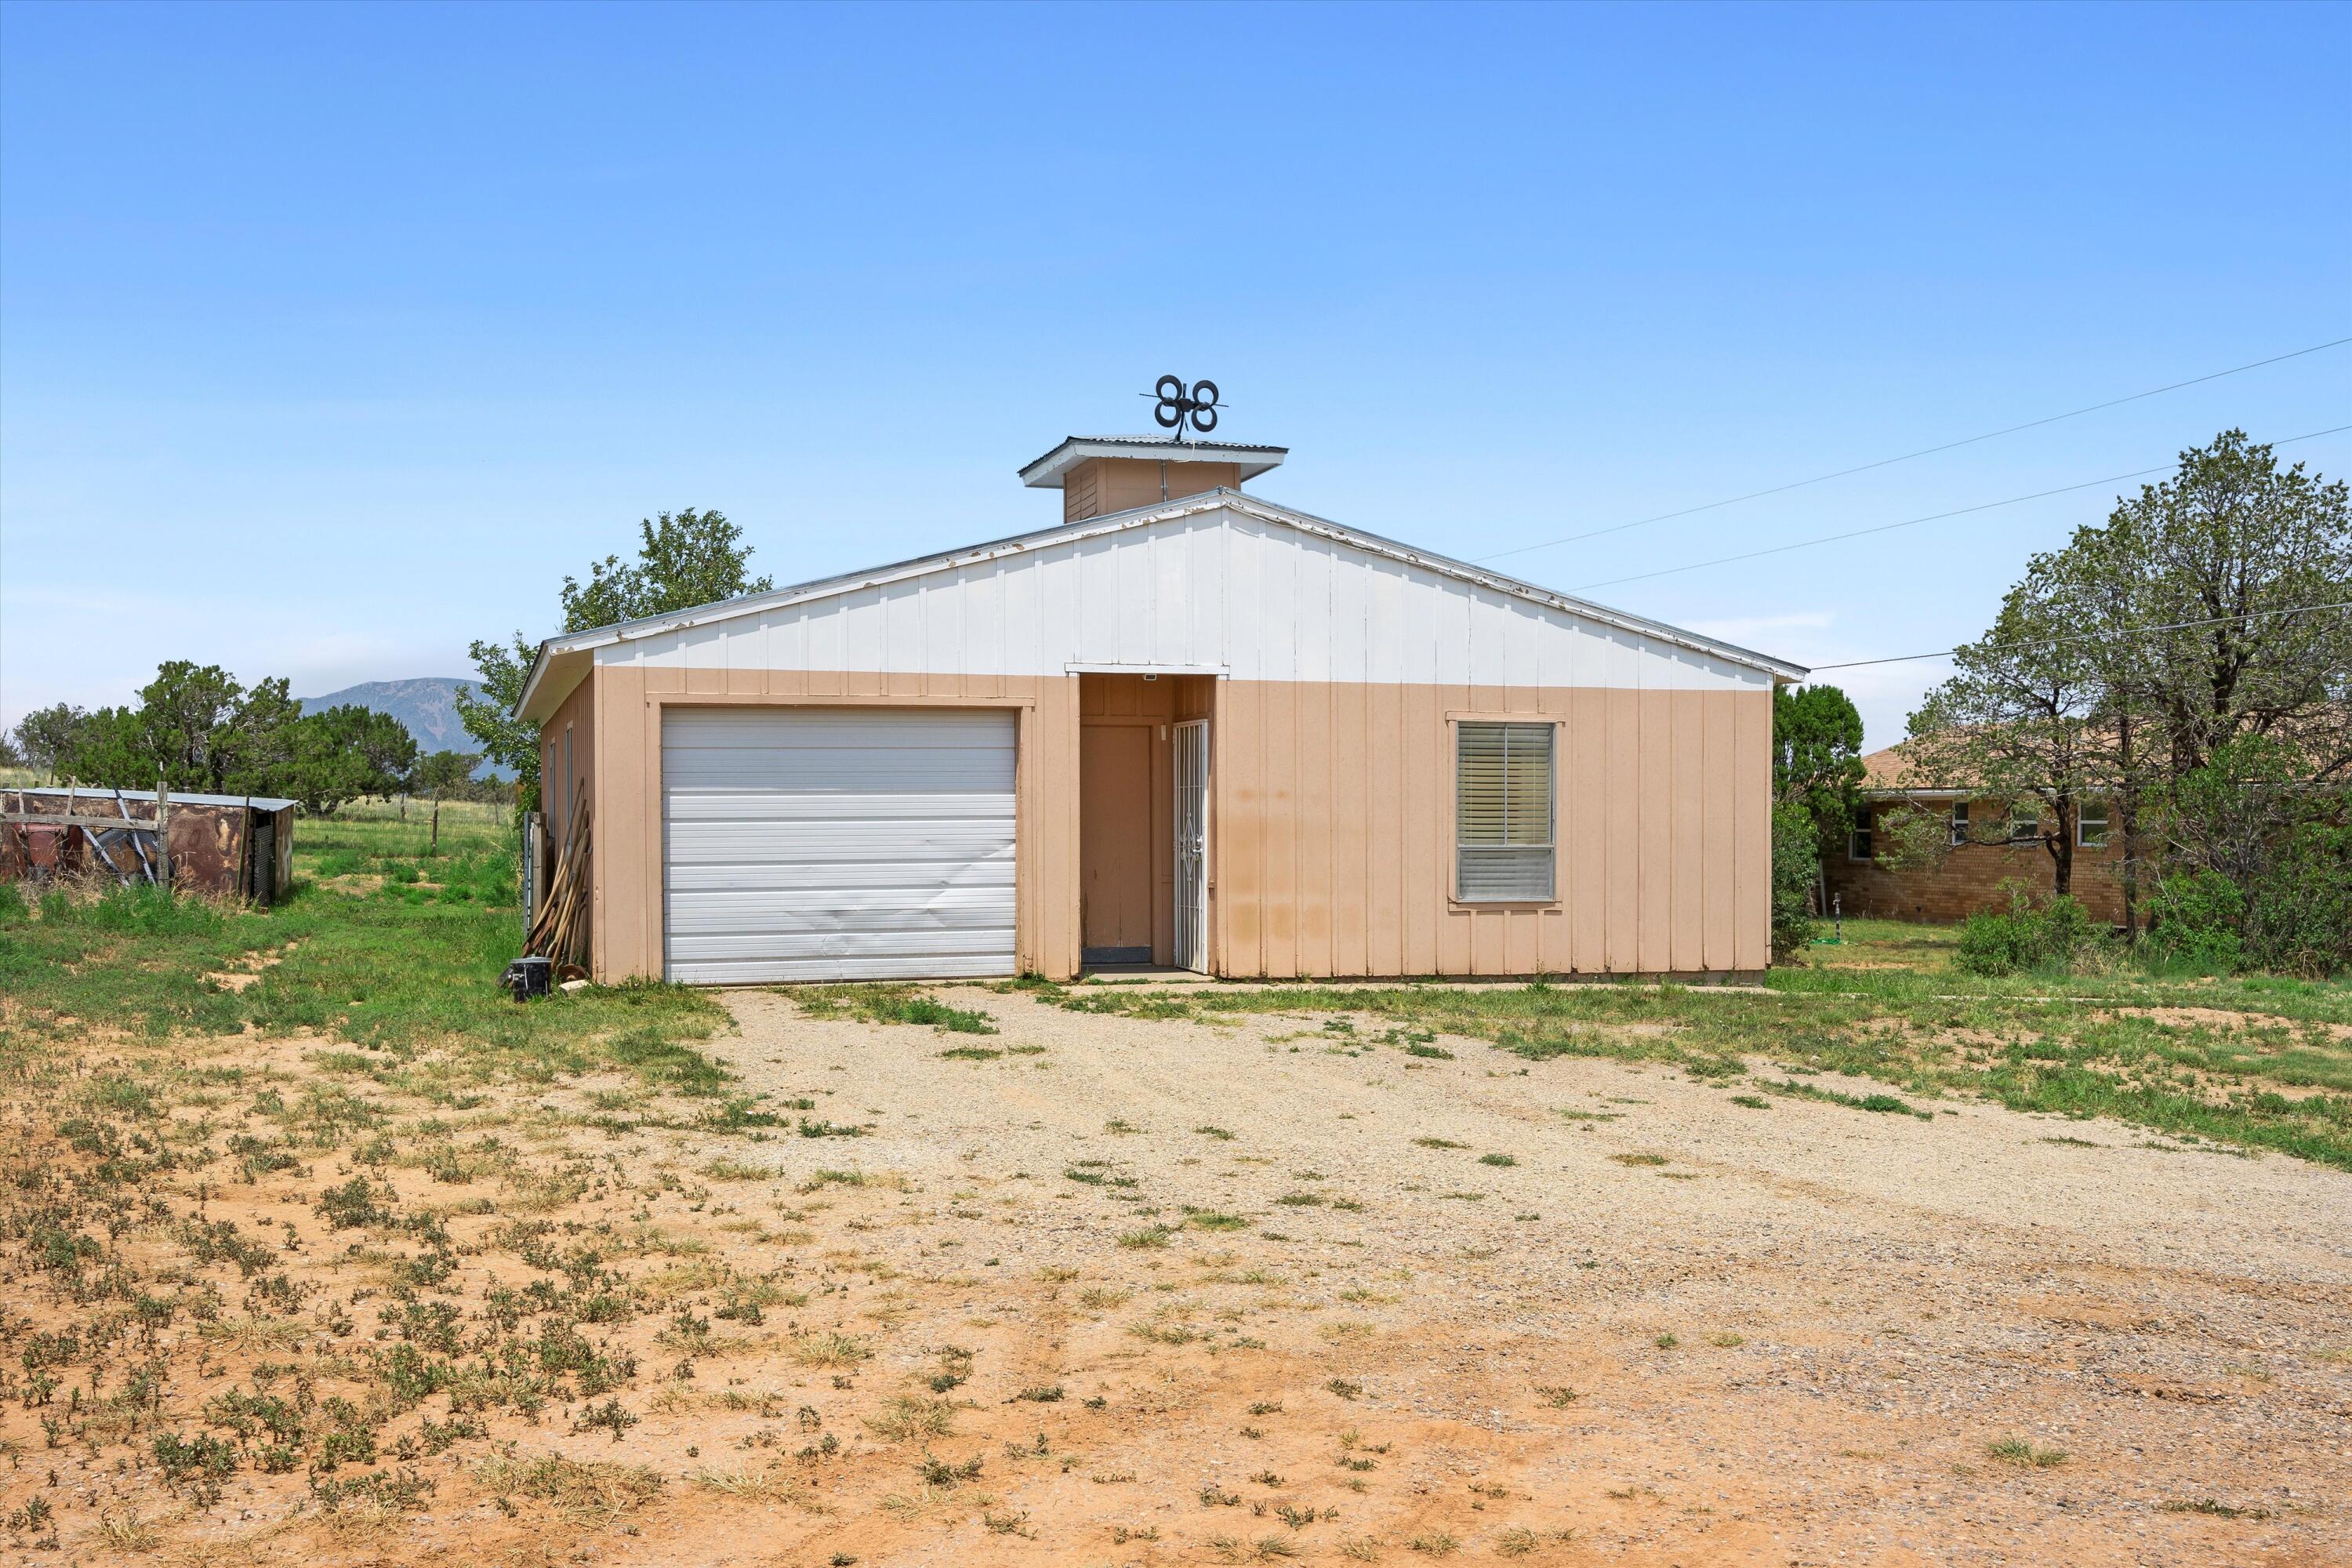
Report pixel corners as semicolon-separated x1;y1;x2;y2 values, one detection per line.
688;986;2352;1566
7;984;2349;1567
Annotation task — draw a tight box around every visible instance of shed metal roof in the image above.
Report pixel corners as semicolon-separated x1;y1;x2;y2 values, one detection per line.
7;785;297;811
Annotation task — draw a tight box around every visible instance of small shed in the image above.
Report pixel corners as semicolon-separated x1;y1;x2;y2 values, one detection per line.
0;786;297;904
514;430;1808;985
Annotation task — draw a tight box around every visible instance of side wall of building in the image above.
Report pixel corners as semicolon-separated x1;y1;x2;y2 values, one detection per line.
1820;798;2130;925
1211;683;1770;978
570;666;1768;983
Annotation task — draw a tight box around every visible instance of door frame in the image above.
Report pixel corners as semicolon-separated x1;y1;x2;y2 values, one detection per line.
1077;715;1160;966
1174;718;1210;973
647;691;1038;982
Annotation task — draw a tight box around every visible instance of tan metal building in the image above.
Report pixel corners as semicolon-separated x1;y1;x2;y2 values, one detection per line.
516;435;1806;984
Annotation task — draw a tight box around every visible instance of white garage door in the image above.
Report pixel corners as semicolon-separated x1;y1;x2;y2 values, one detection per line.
662;708;1017;984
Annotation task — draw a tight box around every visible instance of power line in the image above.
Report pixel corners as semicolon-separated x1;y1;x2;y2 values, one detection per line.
1805;600;2352;673
1477;336;2352;563
1570;424;2352;593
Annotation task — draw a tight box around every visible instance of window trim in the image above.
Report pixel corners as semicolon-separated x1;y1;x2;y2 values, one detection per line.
2077;800;2111;849
1948;800;1970;847
1447;715;1561;907
2006;805;2040;844
1848;811;1874;862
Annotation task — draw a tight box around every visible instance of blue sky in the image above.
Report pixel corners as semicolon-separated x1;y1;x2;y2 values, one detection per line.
4;1;2347;748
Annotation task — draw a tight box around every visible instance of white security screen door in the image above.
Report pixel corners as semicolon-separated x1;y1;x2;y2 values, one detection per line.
1174;719;1209;972
662;707;1017;983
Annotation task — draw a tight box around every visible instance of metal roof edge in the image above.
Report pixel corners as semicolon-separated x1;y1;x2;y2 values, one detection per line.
1213;491;1810;682
7;784;297;811
1018;435;1290;488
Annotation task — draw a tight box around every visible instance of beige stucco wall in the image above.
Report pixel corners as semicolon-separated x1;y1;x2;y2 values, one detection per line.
568;665;1769;985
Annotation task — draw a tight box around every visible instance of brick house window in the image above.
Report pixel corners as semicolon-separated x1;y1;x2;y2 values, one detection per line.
2078;801;2110;848
1948;800;1969;846
1848;811;1874;862
2007;805;2039;843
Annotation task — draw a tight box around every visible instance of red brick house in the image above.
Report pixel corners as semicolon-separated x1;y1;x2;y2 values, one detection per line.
1820;743;2129;925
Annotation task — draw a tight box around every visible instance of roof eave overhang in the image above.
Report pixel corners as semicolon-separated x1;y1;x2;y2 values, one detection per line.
510;487;1809;718
1018;437;1288;489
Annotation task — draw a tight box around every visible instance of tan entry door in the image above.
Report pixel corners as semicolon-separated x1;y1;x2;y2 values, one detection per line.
1080;724;1153;963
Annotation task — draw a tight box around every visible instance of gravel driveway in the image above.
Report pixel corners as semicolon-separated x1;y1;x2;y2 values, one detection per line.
703;983;2352;1566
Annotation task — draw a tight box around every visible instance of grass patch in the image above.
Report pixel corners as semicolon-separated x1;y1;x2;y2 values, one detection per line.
790;984;997;1035
1763;1079;1932;1119
1021;942;2352;1169
1985;1437;2068;1468
0;802;728;1083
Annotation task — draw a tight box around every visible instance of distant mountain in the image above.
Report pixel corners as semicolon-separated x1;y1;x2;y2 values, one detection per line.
299;677;512;778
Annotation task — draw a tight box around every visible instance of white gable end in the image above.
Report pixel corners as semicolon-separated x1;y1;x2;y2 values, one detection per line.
589;502;1773;693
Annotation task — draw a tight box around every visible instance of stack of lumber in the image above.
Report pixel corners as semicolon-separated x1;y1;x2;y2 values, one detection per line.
524;793;591;969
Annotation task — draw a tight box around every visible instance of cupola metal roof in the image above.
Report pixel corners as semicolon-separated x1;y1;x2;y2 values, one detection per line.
1018;435;1289;489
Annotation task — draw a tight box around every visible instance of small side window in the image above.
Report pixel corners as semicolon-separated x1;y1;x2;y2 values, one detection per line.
1848;813;1874;862
1948;800;1970;847
2078;801;2110;848
1455;722;1555;902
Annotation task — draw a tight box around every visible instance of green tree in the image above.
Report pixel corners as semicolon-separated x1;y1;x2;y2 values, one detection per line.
53;706;147;789
2055;430;2350;930
559;507;772;633
460;506;771;804
1904;564;2105;896
452;636;540;800
277;714;372;815
9;703;88;781
216;677;306;797
133;661;248;791
2067;430;2350;781
284;706;419;811
1772;684;1865;846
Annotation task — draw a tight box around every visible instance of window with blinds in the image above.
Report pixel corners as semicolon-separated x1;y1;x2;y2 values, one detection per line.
1455;722;1555;902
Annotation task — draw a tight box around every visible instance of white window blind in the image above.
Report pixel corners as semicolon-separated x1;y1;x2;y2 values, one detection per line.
1456;722;1555;902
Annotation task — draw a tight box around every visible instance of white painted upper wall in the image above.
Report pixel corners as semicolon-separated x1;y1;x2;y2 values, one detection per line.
590;504;1772;693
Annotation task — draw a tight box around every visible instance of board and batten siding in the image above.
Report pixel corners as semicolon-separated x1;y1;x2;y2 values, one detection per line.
592;506;1763;692
574;500;1773;982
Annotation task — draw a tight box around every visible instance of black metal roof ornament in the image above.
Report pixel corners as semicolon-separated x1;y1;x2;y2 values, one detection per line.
1148;375;1221;438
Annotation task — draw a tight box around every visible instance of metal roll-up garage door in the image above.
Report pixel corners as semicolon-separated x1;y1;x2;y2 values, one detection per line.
662;708;1017;983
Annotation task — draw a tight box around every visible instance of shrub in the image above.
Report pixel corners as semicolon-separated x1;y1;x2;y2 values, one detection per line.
1769;801;1817;963
2240;817;2352;977
1955;887;2094;977
2143;869;2246;975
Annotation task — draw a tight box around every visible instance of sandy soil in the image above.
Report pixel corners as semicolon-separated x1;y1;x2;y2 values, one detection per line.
691;984;2352;1566
10;986;2347;1568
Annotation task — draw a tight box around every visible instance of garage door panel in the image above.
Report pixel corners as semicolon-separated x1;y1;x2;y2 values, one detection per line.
665;790;1015;822
668;925;1016;960
668;888;1014;934
661;707;1018;983
669;952;1011;985
660;753;1015;791
664;710;1014;748
673;832;1021;869
666;858;1016;894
